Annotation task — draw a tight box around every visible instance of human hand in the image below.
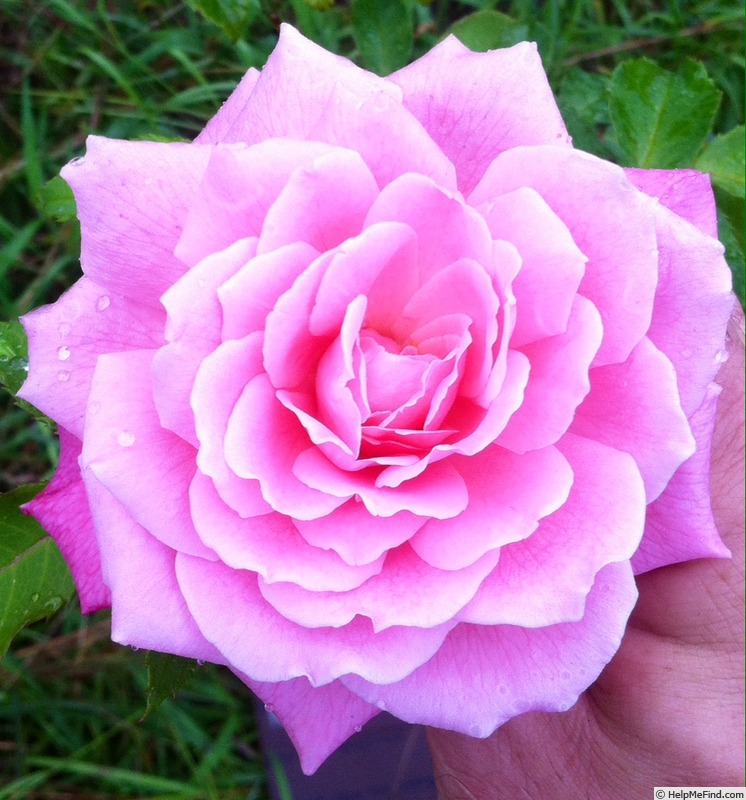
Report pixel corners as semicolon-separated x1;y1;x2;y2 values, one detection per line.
428;311;745;799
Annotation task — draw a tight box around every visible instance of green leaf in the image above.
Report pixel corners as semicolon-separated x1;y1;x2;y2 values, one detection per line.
351;0;414;75
609;58;721;169
183;0;255;42
696;125;745;199
36;176;78;223
0;319;29;396
718;208;745;306
0;484;75;660
304;0;334;9
443;10;529;52
144;651;201;716
557;68;614;159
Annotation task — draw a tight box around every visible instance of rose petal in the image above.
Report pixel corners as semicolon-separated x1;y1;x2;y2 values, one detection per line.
632;383;730;574
572;336;696;501
61;137;211;305
82;350;216;560
341;561;638;736
477;187;586;347
391;37;570;194
458;434;645;626
23;428;111;613
258;543;501;631
470;146;658;366
176;553;456;686
20;276;164;439
195;68;261;144
188;471;383;591
241;673;378;776
216;24;456;189
410;444;573;571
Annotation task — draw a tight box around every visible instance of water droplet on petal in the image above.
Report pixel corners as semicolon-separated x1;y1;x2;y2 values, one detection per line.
117;431;136;447
353;724;363;733
130;645;139;652
88;401;100;415
57;370;70;382
96;295;110;311
69;156;85;167
264;703;275;713
58;322;72;337
57;345;71;361
375;699;386;710
469;723;483;738
196;659;205;666
197;278;206;288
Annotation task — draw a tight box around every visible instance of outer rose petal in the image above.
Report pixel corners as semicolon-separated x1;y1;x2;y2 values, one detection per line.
195;67;260;145
61;137;211;306
218;24;456;189
240;673;378;776
391;37;570;194
175;554;456;687
81;474;225;664
23;428;110;613
632;382;730;573
19;276;164;440
82;350;216;560
341;561;638;736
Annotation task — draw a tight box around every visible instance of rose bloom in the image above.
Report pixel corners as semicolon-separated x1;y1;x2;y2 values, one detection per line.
21;26;734;774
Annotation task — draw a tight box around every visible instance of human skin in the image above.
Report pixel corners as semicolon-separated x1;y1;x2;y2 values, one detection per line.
427;310;745;799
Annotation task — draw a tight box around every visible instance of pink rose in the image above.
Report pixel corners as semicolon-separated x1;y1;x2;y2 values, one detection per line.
21;26;734;774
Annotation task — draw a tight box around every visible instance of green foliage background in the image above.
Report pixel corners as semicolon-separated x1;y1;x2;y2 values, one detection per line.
0;0;743;797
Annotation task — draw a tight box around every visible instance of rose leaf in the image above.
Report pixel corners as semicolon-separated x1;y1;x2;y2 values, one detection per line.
696;125;745;199
0;484;75;660
609;58;721;169
443;10;529;53
144;651;201;717
351;0;414;75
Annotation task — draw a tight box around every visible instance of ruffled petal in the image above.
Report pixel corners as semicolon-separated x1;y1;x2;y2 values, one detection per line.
23;428;111;613
341;561;637;735
20;276;164;439
175;553;455;686
391;37;570;194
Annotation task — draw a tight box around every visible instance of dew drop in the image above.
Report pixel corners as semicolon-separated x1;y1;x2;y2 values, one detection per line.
353;724;363;733
58;322;72;338
130;645;139;652
96;295;110;311
88;401;101;415
197;659;205;666
375;699;386;710
715;349;728;364
57;345;71;361
197;278;206;288
31;592;40;603
69;156;85;167
469;723;483;738
264;703;275;713
117;431;136;447
57;370;70;382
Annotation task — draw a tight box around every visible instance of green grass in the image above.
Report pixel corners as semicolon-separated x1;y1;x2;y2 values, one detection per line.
0;0;743;796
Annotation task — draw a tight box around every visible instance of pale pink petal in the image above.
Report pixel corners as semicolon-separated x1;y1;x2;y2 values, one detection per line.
20;276;164;439
470;146;658;366
632;383;729;574
175;553;456;686
258;149;379;254
293;448;468;519
477;187;586;347
293;501;424;566
240;674;378;776
225;373;347;519
341;561;638;735
195;68;261;144
217;25;456;189
258;544;501;632
152;237;258;445
410;445;572;571
363;173;493;286
219;242;319;341
188;471;382;591
572;336;696;501
61;137;211;305
644;202;733;417
81;475;225;663
498;295;603;454
191;334;270;518
174;140;334;268
23;428;111;613
624;168;718;238
81;350;216;560
459;434;645;625
391;37;570;194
